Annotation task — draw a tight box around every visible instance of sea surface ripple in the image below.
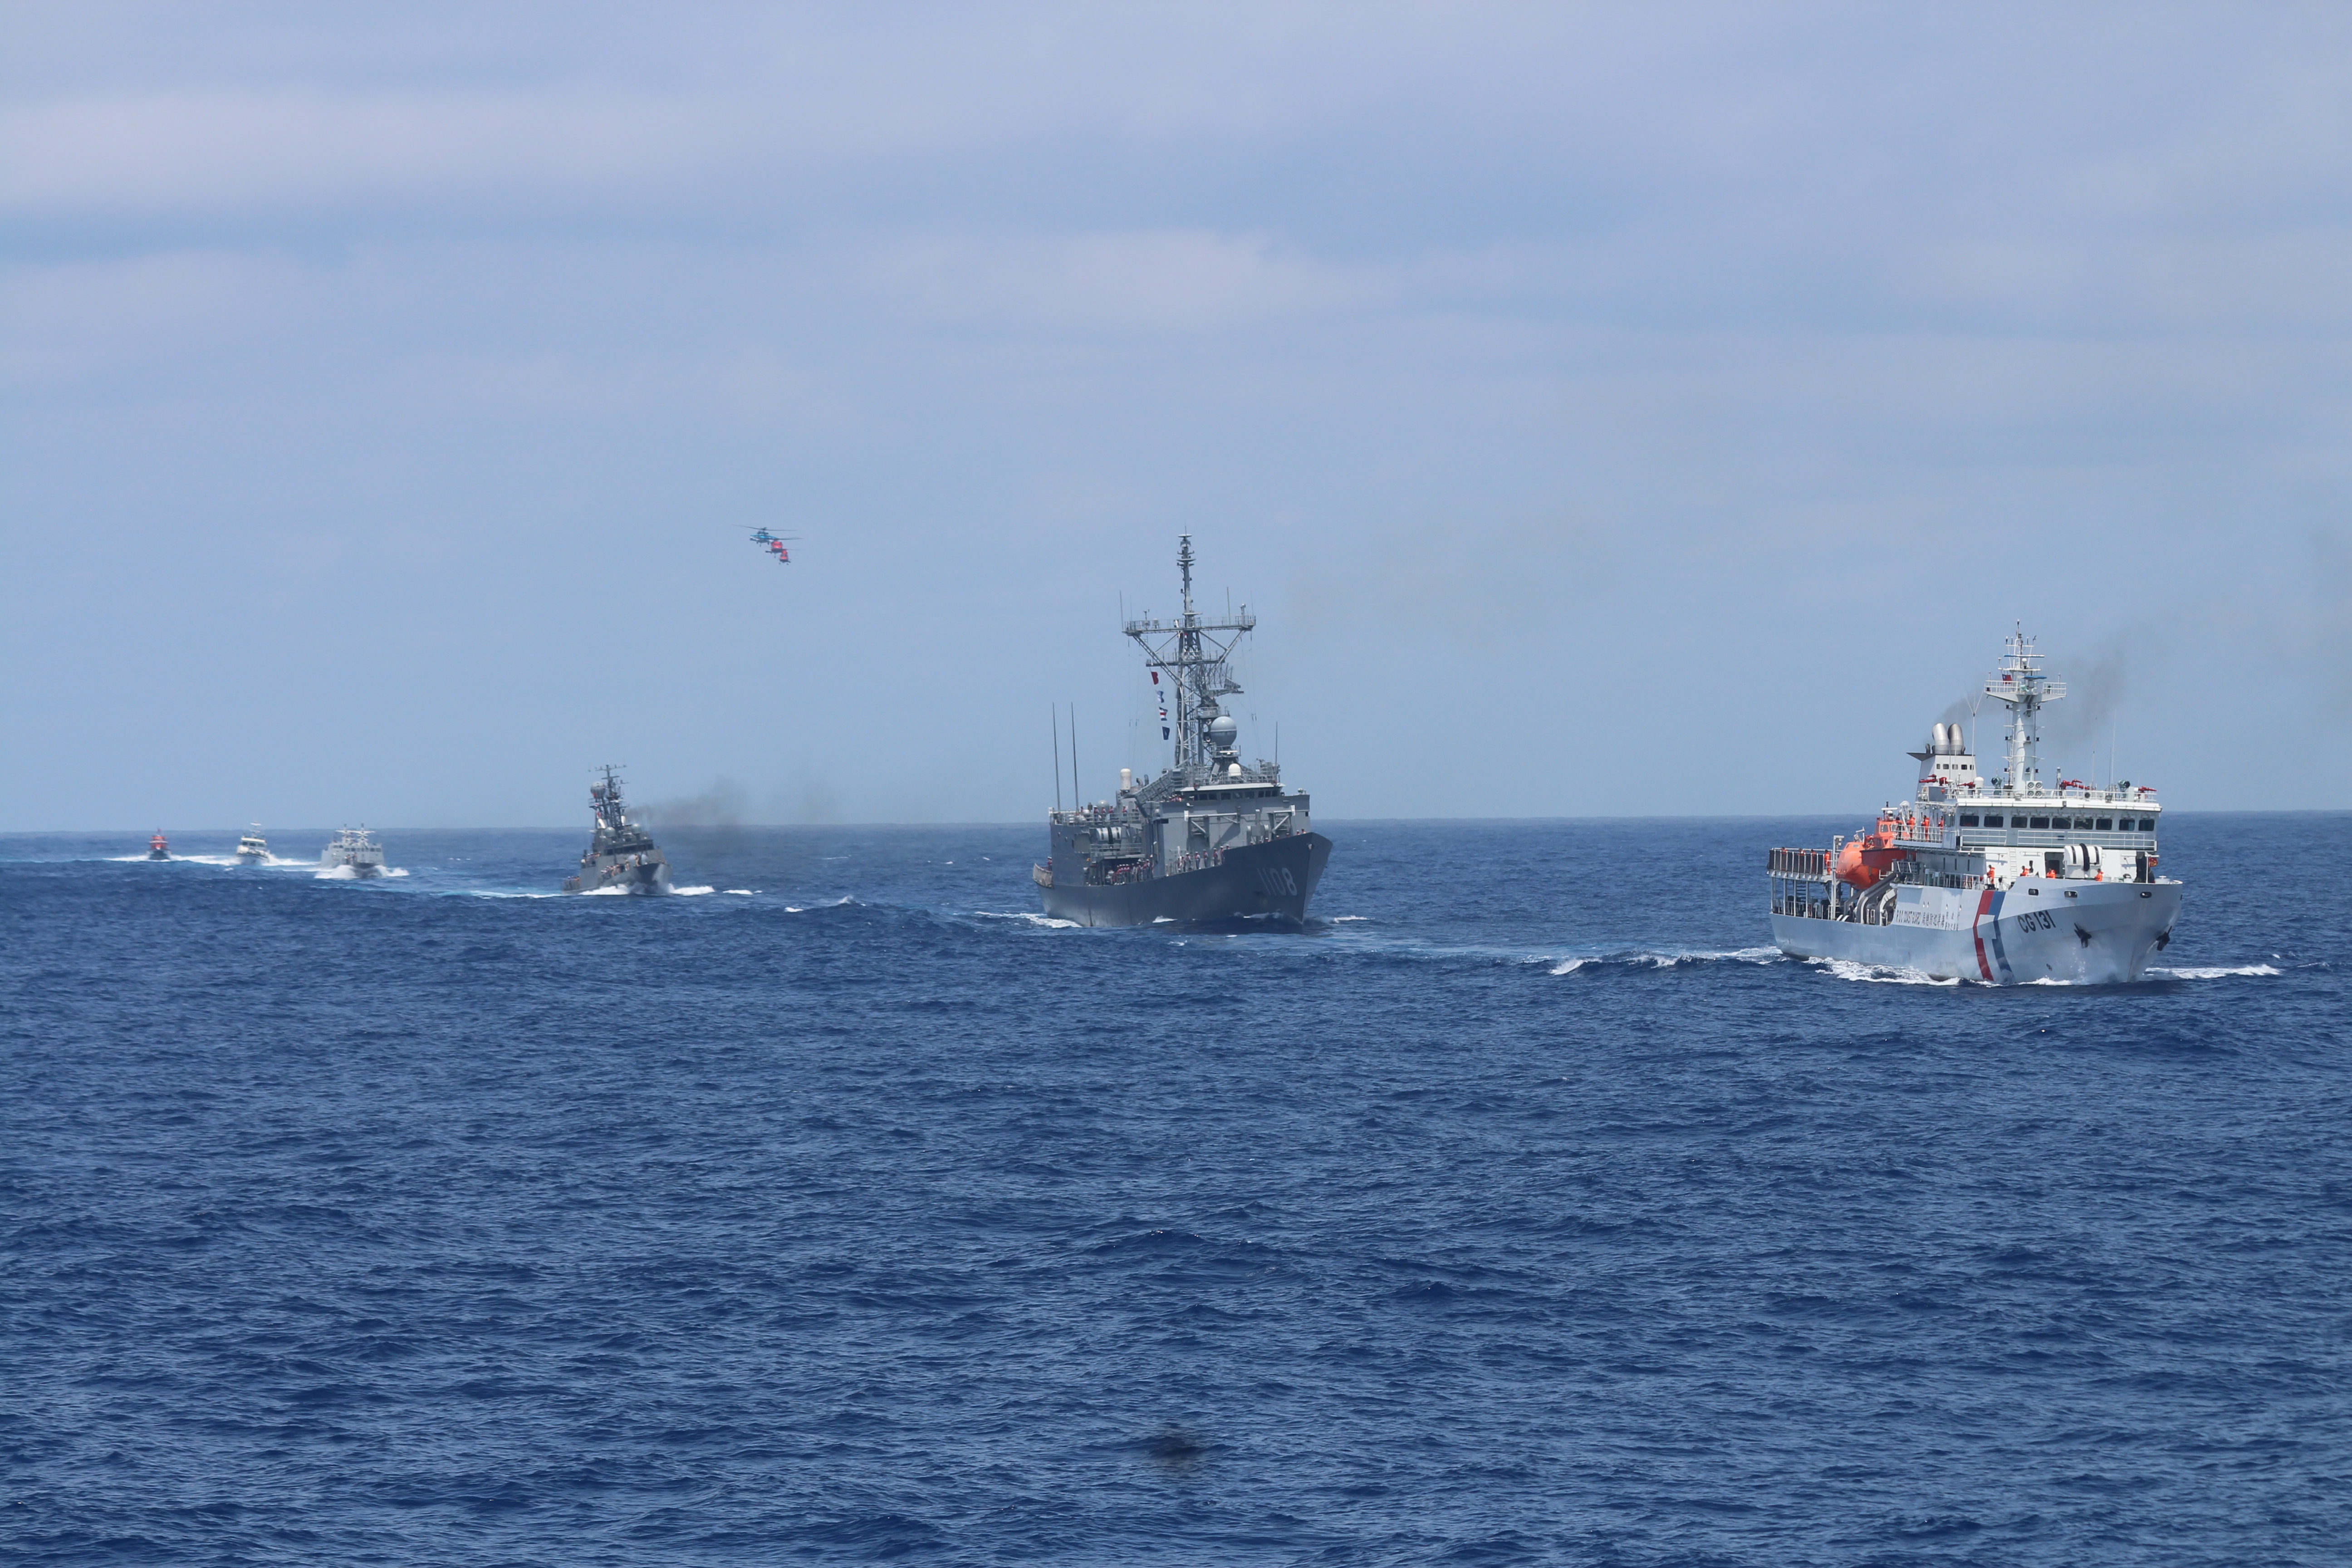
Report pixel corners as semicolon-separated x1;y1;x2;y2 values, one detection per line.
3;815;2346;1565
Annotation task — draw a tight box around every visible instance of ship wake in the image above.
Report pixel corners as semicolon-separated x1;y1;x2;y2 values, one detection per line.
1808;957;1963;986
1548;946;1783;977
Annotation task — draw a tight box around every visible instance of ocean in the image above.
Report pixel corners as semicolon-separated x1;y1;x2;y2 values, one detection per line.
3;814;2344;1565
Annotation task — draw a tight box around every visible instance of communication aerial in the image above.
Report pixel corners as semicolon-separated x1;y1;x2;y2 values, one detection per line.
745;527;797;566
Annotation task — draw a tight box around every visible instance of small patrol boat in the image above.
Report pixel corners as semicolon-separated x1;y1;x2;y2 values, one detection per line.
563;766;671;895
1766;631;2182;983
147;831;170;861
236;825;269;861
320;826;386;877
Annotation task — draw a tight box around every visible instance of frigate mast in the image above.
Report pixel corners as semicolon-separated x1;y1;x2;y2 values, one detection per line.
1122;534;1257;784
1983;627;2066;797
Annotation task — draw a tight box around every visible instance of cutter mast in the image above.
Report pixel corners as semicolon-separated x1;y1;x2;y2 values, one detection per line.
1984;628;2066;797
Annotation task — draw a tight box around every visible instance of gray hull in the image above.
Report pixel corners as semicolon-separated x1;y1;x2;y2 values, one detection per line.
565;852;672;895
1040;832;1331;928
1774;880;2182;983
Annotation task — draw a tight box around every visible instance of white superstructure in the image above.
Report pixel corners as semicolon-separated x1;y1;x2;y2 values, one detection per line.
1768;632;2182;983
320;826;386;877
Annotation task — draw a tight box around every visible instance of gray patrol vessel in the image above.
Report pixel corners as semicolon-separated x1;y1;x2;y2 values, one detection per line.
563;765;672;895
1036;536;1331;927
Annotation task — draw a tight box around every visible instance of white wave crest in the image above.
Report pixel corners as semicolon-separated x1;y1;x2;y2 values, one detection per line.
2147;964;2283;980
109;850;313;866
724;888;755;896
1812;957;1960;986
1329;915;1370;922
314;864;407;881
673;885;716;896
1549;946;1782;976
975;910;1083;929
575;884;630;896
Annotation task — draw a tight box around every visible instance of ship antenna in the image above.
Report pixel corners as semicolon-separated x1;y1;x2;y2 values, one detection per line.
1052;706;1062;813
1122;534;1256;784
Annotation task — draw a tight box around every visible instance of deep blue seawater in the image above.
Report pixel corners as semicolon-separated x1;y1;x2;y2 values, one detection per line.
3;814;2347;1566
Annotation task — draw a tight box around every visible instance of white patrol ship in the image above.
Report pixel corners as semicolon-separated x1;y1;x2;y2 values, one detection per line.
321;826;386;877
1768;632;2182;983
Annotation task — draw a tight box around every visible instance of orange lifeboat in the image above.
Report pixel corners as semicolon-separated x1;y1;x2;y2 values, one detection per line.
1834;816;1906;889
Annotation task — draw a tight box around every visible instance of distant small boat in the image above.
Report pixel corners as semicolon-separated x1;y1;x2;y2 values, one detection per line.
236;825;269;860
320;826;385;877
147;831;170;861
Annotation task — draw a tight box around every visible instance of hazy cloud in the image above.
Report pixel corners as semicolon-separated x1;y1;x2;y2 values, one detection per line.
6;1;2351;826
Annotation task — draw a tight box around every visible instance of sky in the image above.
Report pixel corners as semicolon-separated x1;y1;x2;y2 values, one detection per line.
6;1;2350;830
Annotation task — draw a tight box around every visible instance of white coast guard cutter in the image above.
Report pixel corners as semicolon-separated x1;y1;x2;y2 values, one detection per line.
1768;632;2182;983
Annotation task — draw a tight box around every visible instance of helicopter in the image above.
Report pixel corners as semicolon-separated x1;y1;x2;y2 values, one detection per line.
746;527;796;566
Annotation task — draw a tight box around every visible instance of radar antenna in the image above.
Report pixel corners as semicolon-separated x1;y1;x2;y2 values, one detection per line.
1122;535;1256;783
589;764;635;833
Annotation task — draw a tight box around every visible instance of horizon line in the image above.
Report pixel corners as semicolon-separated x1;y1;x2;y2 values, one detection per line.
5;806;2344;837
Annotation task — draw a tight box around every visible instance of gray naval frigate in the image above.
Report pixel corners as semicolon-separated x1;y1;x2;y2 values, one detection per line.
563;765;673;895
1035;536;1331;927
